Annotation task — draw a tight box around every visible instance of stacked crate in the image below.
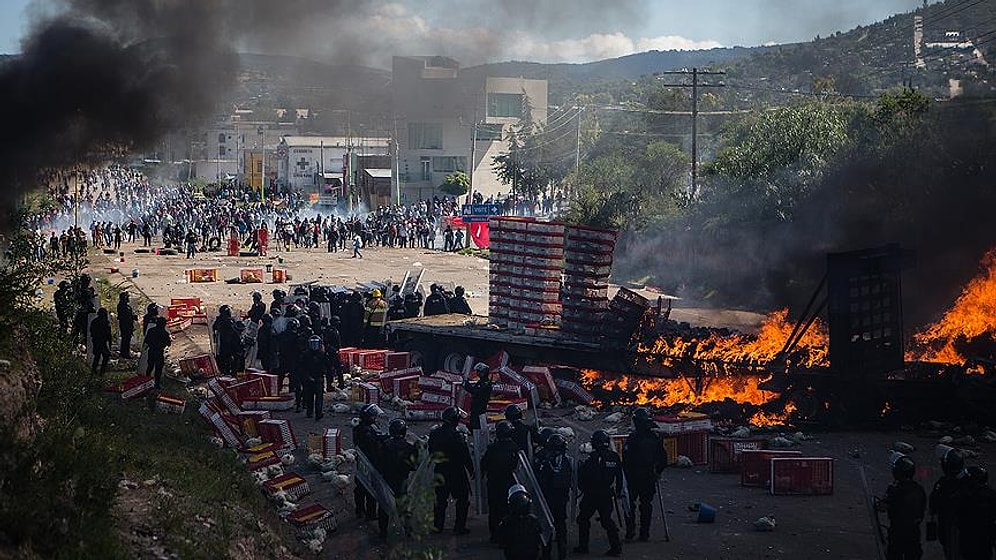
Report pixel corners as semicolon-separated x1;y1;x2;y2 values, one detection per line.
604;287;652;342
562;225;618;338
488;218;564;329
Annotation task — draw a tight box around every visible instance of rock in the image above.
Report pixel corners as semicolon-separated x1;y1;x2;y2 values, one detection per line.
893;441;916;453
730;426;751;438
770;436;796;448
604;412;625;423
754;516;777;531
573;405;597;421
675;455;694;468
953;435;976;446
982;431;996;443
939;436;954;445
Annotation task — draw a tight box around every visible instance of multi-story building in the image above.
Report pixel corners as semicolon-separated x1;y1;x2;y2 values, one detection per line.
391;56;548;203
276;135;391;196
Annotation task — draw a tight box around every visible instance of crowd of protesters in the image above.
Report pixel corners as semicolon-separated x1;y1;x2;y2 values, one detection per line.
21;165;562;262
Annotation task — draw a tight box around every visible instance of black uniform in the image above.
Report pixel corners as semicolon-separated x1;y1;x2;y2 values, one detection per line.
403;291;422;318
536;448;574;560
957;479;996;560
448;294;472;315
89;310;112;375
257;317;275;372
299;348;331;419
54;284;73;331
884;478;927;560
354;420;387;519
931;474;968;560
248;300;267;324
510;419;538;455
117;297;137;358
213;316;240;376
423;292;449;316
341;294;366;347
499;509;544;560
622;427;668;540
276;328;299;395
483;437;522;541
322;323;344;387
577;447;623;554
377;436;418;537
428;423;473;533
144;322;171;388
462;377;493;430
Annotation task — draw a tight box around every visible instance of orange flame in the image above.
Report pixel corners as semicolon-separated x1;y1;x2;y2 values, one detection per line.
908;249;996;365
638;309;829;369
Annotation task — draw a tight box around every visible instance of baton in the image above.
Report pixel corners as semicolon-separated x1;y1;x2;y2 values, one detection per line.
656;477;670;542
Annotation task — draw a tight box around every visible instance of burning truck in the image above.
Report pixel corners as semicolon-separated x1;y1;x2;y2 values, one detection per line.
386;218;996;426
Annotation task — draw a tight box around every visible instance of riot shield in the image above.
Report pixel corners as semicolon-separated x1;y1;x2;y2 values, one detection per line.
135;323;152;375
85;311;98;366
472;414;489;515
354;448;397;518
515;451;556;546
243;322;259;369
619;470;631;521
406;446;436;496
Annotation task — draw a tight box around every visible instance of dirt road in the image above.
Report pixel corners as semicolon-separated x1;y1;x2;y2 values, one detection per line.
85;241;975;560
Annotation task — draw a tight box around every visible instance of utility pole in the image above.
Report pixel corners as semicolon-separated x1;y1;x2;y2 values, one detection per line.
574;106;582;195
657;68;725;198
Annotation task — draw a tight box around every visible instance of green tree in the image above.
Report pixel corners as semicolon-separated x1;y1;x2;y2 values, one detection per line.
438;171;469;197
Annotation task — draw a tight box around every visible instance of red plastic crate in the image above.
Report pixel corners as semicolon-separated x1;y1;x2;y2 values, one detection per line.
384;351;411;371
356;350;387;371
709;437;768;473
770;457;834;495
741;450;804;487
677;431;709;465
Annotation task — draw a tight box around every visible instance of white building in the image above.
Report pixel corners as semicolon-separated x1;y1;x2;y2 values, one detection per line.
277;136;391;194
391;56;548;203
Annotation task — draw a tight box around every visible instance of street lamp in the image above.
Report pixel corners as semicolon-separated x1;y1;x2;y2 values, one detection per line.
257;125;266;200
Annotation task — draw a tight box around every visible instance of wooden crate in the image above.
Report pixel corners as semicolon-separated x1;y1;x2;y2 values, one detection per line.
770;457;835;496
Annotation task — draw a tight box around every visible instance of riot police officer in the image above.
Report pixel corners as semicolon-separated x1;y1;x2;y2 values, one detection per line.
248;291;267;324
462;363;493;430
623;407;668;541
89;308;112;375
116;292;137;358
483;420;522;543
377;418;418;539
535;433;573;560
880;455;927;560
957;466;996;560
213;305;239;376
276;317;300;396
505;403;538;455
930;448;968;560
576;430;623;557
428;406;473;535
499;485;544;560
423;284;449;316
354;404;387;520
299;335;331;420
54;280;73;331
322;316;344;388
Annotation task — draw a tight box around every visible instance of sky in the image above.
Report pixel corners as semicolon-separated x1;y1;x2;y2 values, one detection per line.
0;0;928;65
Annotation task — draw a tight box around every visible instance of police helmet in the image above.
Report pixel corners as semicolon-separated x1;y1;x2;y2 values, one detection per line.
389;418;408;438
508;489;533;515
507;483;528;502
473;362;490;377
892;456;915;480
300;326;314;339
591;430;610;449
308;335;322;351
547;433;567;452
633;407;653;428
454;286;465;297
942;448;965;477
441;406;461;426
504;403;524;422
286;306;299;318
537;427;556;447
299;315;312;329
58;280;70;289
330;315;341;327
496;421;514;440
252;291;262;301
286;318;300;332
968;465;989;485
272;289;286;300
233;320;246;332
147;303;159;314
119;291;129;300
219;304;232;317
360;403;382;422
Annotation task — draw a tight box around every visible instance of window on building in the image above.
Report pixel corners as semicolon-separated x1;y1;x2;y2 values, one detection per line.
408;123;443;149
218;133;226;144
476;123;504;141
218;146;226;157
488;93;524;118
432;156;466;173
420;157;431;181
